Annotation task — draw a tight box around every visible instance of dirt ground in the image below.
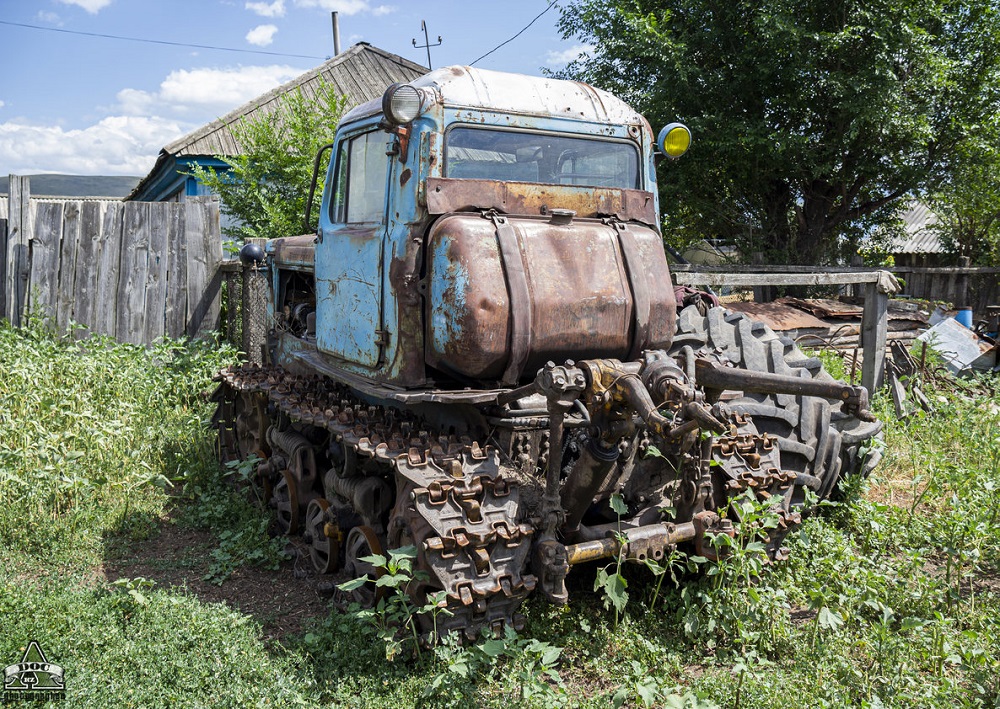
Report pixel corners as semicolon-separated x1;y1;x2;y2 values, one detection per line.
101;518;330;641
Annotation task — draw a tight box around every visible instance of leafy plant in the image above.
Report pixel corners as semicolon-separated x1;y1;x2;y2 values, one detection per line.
677;491;791;653
338;545;449;661
428;627;566;707
594;493;630;625
190;79;348;242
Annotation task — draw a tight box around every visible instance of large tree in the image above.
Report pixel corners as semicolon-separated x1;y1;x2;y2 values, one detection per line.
557;0;1000;265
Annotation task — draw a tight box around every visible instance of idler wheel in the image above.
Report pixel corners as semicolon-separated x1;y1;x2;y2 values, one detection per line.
234;392;268;460
342;526;384;608
272;468;300;535
305;499;339;574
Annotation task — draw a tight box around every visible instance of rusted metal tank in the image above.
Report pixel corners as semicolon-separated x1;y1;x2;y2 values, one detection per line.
425;213;677;382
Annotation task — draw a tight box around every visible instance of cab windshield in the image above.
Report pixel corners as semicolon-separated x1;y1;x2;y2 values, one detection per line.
444;127;640;190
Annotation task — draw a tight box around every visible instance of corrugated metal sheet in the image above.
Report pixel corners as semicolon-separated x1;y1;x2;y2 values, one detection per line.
725;302;831;331
167;43;426;158
895;201;945;254
129;43;426;201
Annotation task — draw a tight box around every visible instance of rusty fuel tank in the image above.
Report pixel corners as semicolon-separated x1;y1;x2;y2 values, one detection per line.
424;212;677;384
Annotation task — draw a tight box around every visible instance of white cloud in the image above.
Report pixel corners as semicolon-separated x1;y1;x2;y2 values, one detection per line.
0;64;307;178
293;0;392;16
35;11;62;24
0;101;5;109
116;64;305;119
0;116;185;176
246;24;279;47
57;0;113;14
246;0;285;17
545;44;595;68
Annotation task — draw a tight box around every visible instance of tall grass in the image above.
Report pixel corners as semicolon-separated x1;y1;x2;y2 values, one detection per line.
0;318;236;561
1;322;998;707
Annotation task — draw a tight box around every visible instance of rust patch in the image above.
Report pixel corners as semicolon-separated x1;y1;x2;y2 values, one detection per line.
400;168;412;186
726;301;831;331
271;234;316;268
425;177;657;226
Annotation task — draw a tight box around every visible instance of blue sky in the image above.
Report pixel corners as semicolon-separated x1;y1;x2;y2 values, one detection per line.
0;0;589;177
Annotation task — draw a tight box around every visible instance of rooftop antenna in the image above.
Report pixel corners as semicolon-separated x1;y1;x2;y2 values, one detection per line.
331;11;341;55
412;20;441;69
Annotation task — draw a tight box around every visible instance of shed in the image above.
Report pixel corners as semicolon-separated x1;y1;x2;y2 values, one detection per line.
892;201;946;267
128;43;426;203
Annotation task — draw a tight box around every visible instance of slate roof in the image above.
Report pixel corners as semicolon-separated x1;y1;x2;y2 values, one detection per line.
896;200;945;254
128;43;425;200
165;43;426;158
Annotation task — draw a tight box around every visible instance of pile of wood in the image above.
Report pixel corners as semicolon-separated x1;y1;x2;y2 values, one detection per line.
727;297;929;354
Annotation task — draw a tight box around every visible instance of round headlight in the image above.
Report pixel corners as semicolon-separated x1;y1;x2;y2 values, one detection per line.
657;122;692;159
238;241;266;267
382;83;423;126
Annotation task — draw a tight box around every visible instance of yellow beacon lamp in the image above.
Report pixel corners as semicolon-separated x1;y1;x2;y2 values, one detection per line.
657;122;692;159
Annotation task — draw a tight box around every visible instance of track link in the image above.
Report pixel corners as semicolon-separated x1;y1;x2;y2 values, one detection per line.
214;364;536;638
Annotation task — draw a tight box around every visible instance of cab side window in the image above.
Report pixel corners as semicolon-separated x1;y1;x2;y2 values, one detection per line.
330;130;388;224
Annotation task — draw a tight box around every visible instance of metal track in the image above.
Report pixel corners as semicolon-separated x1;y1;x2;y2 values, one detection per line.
214;364;537;639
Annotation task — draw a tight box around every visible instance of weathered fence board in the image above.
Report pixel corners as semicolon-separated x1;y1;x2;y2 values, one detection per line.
4;175;31;326
184;196;222;337
94;202;124;338
56;201;81;334
1;176;222;346
117;202;151;344
30;201;63;320
143;204;169;344
73;202;105;339
164;203;187;340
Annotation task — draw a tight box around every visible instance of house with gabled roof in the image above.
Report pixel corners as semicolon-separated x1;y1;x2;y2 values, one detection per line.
893;200;946;267
128;43;426;203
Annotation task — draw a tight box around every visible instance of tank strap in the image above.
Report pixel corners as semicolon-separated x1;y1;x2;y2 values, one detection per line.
489;213;532;385
606;219;651;360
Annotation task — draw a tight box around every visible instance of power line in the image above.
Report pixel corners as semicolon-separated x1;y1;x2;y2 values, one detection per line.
469;0;559;67
0;19;325;60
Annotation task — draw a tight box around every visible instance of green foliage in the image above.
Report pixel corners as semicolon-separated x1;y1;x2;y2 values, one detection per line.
0;317;236;561
428;628;567;707
338;545;450;661
927;125;1000;265
557;0;1000;265
0;574;315;706
190;79;347;241
594;493;630;624
676;492;792;654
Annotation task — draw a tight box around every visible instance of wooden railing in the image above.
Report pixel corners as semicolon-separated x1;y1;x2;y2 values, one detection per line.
671;264;898;392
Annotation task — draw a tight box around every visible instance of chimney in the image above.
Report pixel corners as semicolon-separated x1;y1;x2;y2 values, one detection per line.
331;12;341;55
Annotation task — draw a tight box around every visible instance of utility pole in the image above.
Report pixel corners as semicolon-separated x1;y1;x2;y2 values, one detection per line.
412;20;441;69
331;11;341;55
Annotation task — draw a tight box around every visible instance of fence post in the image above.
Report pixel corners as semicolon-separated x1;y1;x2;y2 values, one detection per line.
4;175;31;326
242;237;269;364
861;275;889;394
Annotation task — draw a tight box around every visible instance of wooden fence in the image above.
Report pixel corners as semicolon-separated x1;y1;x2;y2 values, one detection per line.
1;176;222;345
891;265;1000;317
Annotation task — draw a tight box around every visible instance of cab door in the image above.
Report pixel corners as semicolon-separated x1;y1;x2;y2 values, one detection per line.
315;128;389;368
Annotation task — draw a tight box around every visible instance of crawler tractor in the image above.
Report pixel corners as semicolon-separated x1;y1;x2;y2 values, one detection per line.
213;66;882;638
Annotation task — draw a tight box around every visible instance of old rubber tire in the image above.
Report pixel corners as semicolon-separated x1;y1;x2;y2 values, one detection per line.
669;305;882;503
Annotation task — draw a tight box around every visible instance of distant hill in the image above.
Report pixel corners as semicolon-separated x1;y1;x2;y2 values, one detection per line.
1;174;142;198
